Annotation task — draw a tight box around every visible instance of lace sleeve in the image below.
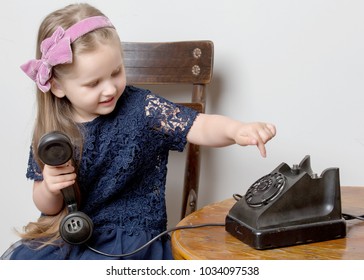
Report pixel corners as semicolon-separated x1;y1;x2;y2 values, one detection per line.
26;145;43;181
144;94;199;151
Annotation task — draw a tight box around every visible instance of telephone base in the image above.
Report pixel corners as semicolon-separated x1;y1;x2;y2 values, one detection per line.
225;215;346;250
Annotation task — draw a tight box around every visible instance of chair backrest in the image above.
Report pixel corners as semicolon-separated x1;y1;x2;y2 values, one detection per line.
122;41;214;218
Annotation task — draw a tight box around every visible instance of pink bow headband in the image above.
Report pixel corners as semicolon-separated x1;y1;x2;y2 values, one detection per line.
21;16;115;93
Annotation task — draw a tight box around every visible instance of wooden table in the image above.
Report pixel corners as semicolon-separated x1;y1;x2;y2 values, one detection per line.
171;186;364;259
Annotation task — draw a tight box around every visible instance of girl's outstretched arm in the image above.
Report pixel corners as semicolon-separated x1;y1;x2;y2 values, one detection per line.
187;114;276;157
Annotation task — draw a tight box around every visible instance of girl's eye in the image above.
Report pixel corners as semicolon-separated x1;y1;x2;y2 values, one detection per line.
112;68;121;77
87;80;99;87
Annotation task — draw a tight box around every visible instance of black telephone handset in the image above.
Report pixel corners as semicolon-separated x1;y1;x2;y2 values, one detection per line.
38;131;93;245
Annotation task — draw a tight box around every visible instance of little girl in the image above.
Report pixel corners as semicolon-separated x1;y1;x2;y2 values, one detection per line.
2;3;276;259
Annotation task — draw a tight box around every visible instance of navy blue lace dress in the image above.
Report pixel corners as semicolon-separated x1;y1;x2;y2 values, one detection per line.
3;86;199;260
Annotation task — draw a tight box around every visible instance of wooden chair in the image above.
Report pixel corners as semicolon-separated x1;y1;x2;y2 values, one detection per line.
122;41;214;218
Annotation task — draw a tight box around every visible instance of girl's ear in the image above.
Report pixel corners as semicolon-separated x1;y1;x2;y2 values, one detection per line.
50;79;66;98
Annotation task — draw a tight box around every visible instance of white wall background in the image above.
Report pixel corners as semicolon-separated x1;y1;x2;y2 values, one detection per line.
1;0;364;254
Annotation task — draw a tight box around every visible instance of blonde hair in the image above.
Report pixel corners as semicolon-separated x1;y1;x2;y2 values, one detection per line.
19;3;121;246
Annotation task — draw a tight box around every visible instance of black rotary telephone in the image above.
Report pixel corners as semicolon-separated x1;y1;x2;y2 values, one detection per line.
38;131;93;245
225;155;347;249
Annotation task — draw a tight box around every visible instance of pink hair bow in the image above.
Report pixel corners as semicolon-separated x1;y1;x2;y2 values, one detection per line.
20;16;114;93
21;27;73;93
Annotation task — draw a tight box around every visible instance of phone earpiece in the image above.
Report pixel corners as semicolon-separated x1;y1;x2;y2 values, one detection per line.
38;131;93;245
38;132;73;166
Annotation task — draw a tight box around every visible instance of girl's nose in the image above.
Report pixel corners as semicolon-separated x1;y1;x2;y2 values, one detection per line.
102;81;116;96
